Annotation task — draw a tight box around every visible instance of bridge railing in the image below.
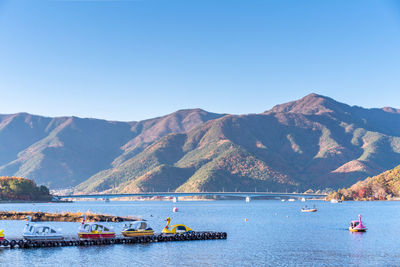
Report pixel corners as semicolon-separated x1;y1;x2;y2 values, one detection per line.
56;192;327;202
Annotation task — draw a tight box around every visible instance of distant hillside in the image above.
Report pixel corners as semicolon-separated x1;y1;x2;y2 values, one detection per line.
327;165;400;201
112;109;224;166
0;109;223;188
76;94;400;194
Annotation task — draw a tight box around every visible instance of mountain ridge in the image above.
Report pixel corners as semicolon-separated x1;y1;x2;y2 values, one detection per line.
0;109;224;188
1;93;400;193
77;93;400;194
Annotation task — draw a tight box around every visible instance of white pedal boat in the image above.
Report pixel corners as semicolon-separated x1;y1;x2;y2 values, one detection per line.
23;216;63;240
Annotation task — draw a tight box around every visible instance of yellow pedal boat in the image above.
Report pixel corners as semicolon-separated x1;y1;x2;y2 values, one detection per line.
122;221;154;237
162;217;193;234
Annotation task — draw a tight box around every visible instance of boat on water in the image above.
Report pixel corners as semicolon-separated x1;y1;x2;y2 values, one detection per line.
78;215;115;239
349;214;367;232
23;216;63;240
173;206;178;212
301;198;306;202
330;199;342;203
301;205;317;212
288;198;296;202
162;217;193;234
0;230;4;241
122;221;154;237
281;199;286;202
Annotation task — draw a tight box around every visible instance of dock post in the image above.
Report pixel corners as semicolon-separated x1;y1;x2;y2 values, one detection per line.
245;196;251;203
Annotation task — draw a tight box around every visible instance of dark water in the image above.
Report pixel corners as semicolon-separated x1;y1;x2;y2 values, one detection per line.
1;200;400;267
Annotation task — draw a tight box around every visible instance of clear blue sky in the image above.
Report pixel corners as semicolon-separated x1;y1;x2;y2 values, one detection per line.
0;0;399;121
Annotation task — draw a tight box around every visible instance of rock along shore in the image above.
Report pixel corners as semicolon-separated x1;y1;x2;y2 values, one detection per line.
0;211;139;222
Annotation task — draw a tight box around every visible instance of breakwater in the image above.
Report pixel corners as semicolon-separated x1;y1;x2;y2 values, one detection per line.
0;211;139;222
0;232;228;249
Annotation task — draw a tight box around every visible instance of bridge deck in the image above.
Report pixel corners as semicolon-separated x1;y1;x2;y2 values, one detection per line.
56;192;327;199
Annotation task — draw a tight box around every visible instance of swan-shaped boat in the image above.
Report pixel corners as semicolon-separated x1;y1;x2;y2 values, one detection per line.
162;217;193;234
0;230;4;241
349;214;367;232
122;221;154;237
78;215;115;239
23;216;63;240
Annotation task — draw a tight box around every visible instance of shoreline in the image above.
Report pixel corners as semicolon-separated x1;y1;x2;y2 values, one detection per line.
0;211;140;222
0;200;72;204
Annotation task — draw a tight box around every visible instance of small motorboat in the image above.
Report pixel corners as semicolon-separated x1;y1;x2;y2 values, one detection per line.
330;199;342;203
23;216;63;240
301;198;306;202
162;217;193;234
349;214;367;232
78;215;115;239
301;205;317;212
288;198;296;202
173;206;178;212
281;199;286;202
122;221;154;237
0;230;4;241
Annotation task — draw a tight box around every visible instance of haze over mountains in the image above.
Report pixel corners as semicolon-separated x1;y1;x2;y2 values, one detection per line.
1;94;400;193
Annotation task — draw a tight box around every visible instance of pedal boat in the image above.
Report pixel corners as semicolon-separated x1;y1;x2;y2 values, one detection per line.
0;230;4;241
349;214;367;232
122;221;154;237
78;215;115;239
23;217;63;240
162;217;193;234
78;223;115;239
301;205;317;212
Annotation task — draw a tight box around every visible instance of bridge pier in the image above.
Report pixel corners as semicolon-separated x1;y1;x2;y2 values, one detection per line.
245;196;251;203
172;197;178;203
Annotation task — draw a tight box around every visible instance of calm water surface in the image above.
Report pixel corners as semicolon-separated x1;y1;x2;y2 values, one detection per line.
1;200;400;267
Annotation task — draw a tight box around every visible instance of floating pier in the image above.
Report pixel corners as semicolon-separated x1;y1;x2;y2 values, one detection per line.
0;231;227;249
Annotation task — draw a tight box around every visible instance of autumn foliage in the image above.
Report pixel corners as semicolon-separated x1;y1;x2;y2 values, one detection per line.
0;176;51;201
327;165;400;201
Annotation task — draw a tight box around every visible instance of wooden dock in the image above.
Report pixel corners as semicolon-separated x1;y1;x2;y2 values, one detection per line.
0;231;227;249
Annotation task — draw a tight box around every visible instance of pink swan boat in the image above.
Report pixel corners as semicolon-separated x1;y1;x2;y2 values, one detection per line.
349;214;367;232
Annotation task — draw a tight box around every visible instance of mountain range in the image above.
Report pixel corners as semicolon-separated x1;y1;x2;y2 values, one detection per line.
1;93;400;193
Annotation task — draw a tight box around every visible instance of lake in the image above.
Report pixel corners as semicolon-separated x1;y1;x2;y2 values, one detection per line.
1;200;400;266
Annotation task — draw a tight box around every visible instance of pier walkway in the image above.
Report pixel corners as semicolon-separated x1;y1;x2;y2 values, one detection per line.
0;231;227;249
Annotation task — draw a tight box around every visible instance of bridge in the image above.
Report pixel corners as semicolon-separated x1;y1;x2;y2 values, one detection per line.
55;192;327;202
